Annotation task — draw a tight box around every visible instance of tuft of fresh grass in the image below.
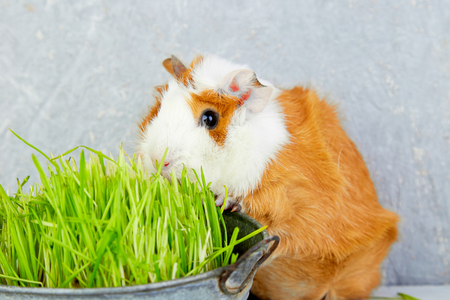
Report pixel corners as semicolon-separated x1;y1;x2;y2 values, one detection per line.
0;130;266;288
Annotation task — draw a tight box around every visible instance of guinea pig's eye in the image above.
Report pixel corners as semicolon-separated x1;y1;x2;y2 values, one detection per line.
200;109;219;130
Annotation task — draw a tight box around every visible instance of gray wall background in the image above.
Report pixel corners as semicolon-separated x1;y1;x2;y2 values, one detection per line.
1;0;449;286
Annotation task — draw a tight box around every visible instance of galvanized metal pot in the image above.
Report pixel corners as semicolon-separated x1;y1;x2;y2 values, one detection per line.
0;211;278;300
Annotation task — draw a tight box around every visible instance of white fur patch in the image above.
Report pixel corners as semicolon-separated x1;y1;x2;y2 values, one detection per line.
191;55;250;92
138;55;290;200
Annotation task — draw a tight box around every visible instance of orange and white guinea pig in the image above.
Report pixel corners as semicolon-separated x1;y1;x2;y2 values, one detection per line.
137;54;399;300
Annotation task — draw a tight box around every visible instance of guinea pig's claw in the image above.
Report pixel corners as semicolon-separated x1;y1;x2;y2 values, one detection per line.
215;194;240;211
231;203;242;212
215;194;226;207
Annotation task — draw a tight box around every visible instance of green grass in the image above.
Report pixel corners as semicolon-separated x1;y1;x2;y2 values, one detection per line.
0;130;266;288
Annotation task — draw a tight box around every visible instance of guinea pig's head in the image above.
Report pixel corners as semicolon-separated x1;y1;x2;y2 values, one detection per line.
137;55;289;198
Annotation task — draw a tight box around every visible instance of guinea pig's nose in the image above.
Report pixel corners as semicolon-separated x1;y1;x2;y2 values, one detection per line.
151;158;172;170
162;161;171;170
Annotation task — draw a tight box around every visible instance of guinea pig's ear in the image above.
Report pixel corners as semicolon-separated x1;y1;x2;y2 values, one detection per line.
162;55;188;80
218;69;273;114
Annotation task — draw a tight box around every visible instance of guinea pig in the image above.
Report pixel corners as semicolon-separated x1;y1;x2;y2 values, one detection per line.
137;54;399;300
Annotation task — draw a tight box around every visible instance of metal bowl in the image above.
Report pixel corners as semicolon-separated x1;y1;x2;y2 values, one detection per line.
0;211;278;300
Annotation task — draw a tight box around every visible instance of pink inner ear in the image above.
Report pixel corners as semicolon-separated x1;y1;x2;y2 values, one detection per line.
230;78;240;92
240;89;252;101
238;89;252;106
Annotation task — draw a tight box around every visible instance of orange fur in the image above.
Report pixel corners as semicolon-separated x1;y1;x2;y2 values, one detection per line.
179;55;203;86
247;87;398;300
188;90;239;146
189;55;203;69
138;84;166;136
163;55;203;86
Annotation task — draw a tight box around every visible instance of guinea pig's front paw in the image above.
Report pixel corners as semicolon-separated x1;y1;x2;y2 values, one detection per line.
215;194;242;212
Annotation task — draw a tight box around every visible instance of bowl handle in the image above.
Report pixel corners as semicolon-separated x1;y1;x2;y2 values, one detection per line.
219;235;280;295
